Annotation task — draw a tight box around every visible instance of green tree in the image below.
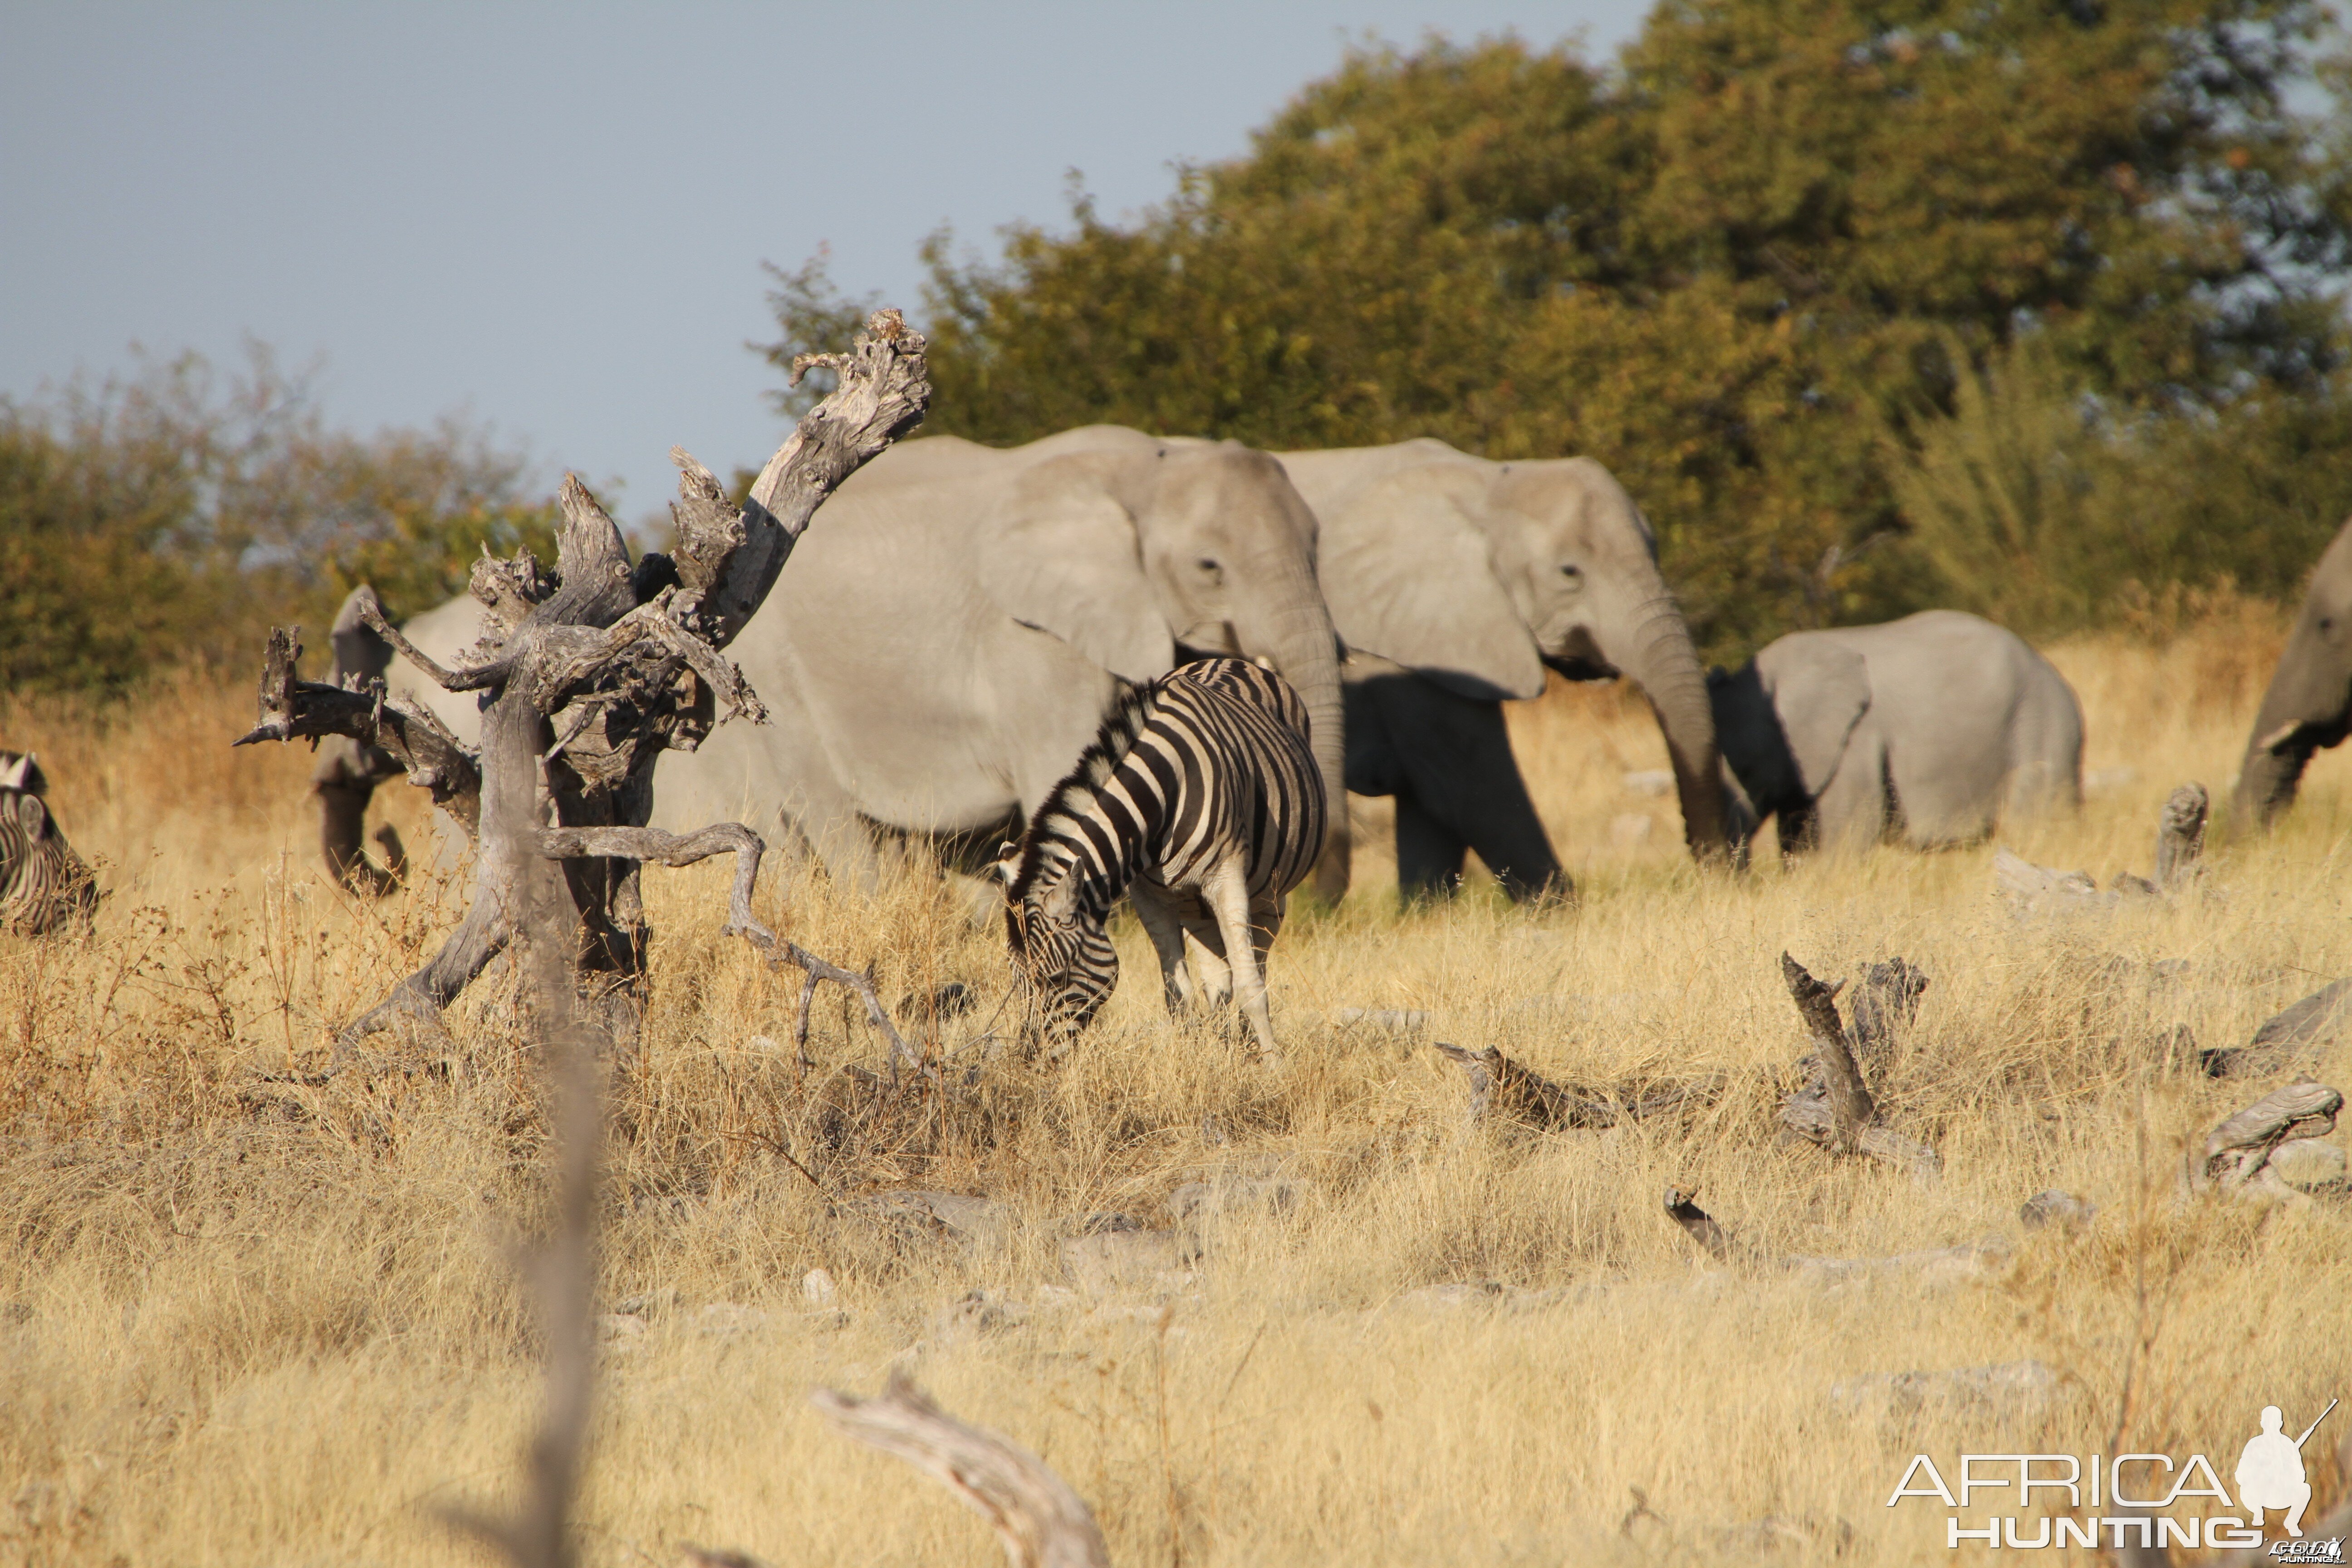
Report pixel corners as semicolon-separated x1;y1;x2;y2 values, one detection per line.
0;351;557;700
763;2;2352;654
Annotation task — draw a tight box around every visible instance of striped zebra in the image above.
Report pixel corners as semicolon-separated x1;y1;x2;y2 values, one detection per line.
996;657;1328;1063
1;752;98;936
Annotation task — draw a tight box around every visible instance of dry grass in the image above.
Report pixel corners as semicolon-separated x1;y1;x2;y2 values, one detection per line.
2;614;2348;1567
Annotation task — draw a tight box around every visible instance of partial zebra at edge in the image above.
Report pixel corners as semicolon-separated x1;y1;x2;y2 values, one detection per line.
0;750;100;936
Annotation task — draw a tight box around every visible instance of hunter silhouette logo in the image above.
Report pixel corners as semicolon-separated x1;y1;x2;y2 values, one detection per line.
1886;1395;2342;1553
2239;1400;2337;1539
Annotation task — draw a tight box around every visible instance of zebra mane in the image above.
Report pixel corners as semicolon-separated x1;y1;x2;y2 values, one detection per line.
1004;677;1161;906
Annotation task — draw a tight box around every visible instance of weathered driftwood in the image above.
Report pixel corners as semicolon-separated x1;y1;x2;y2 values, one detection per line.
2194;1079;2343;1200
1659;1186;2006;1281
2153;781;2207;890
1778;954;1941;1176
235;312;929;1069
811;1373;1111;1568
1434;1042;1718;1132
2201;975;2352;1079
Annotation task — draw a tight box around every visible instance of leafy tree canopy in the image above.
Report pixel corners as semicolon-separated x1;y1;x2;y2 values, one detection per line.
764;0;2352;652
2;351;556;700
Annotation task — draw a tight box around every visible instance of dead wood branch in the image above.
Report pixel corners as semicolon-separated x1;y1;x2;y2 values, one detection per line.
1435;1042;1718;1132
1780;954;1873;1147
239;312;929;1071
2155;782;2208;890
2195;1079;2343;1200
445;818;602;1568
1663;1186;1731;1261
314;587;410;895
811;1372;1111;1568
1777;954;1940;1176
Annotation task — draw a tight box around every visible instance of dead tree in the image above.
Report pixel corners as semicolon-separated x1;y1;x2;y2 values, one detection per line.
811;1374;1112;1568
1777;954;1940;1176
235;311;930;1070
2153;782;2207;891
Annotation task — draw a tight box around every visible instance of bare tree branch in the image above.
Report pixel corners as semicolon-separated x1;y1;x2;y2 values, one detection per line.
811;1373;1112;1568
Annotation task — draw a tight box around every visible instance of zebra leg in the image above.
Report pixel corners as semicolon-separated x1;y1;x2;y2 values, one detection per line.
1127;878;1202;1015
1204;857;1279;1065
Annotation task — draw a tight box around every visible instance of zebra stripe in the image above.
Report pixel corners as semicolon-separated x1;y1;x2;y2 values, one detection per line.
0;752;98;936
1001;657;1328;1054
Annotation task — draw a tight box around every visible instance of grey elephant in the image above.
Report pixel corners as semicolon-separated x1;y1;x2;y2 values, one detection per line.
2232;514;2352;830
388;426;1349;892
1270;439;1726;899
1707;610;2083;853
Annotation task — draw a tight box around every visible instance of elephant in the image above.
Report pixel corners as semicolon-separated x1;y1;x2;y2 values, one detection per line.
384;427;1350;896
1706;610;2083;854
1269;439;1726;900
2231;514;2352;831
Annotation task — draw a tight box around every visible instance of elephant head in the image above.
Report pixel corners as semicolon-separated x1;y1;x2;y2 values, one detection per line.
1314;452;1727;858
978;440;1350;887
1708;638;1872;855
2233;515;2352;831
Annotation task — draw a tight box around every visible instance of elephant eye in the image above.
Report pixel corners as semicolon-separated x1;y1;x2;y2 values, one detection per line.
2323;615;2337;635
1196;556;1222;574
1559;563;1584;582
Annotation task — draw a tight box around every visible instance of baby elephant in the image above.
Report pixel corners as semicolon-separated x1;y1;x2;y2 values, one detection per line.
1707;610;2083;855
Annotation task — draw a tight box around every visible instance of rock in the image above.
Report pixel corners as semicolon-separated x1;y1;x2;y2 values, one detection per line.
1062;1229;1192;1296
615;1286;681;1319
800;1268;839;1308
1994;848;2112;915
689;1303;772;1338
2018;1190;2097;1232
835;1189;1014;1253
1065;1212;1147;1237
1788;1239;2009;1287
1828;1360;2058;1423
1169;1176;1305;1250
1611;812;1653;846
597;1312;648;1345
2271;1137;2348;1190
1622;769;1674;797
927;1289;1026;1345
1330;1007;1429;1033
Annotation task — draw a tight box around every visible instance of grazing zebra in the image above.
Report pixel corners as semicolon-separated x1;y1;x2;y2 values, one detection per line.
0;752;98;936
996;657;1328;1062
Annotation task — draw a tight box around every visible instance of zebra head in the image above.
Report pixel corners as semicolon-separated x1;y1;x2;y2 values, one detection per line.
1;750;100;936
998;848;1118;1045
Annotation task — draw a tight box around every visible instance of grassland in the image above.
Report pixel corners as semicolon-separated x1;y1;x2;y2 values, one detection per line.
1;609;2347;1567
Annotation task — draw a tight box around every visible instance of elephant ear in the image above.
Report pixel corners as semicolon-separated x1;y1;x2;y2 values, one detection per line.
1756;637;1872;798
1316;464;1545;701
978;456;1176;683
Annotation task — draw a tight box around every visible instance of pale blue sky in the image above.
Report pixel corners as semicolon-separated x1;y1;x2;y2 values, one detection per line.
1;2;1650;524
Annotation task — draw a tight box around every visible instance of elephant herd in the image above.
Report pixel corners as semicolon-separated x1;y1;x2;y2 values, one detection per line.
356;428;2352;910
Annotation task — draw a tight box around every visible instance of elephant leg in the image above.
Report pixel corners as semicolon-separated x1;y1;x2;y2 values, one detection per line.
1812;734;1892;853
1202;854;1279;1065
1127;877;1201;1015
1373;676;1564;902
1395;793;1470;900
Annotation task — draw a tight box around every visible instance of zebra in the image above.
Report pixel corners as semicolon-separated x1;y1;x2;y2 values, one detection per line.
995;657;1328;1063
1;752;98;936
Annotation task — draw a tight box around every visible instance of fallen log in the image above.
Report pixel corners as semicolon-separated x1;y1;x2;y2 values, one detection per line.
2193;1079;2343;1201
1434;1042;1718;1132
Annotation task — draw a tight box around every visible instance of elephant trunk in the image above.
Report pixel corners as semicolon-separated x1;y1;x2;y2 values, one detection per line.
1258;584;1351;899
1607;581;1728;861
2230;642;2349;832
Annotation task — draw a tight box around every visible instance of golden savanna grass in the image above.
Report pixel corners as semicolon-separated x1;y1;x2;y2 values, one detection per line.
2;605;2348;1567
